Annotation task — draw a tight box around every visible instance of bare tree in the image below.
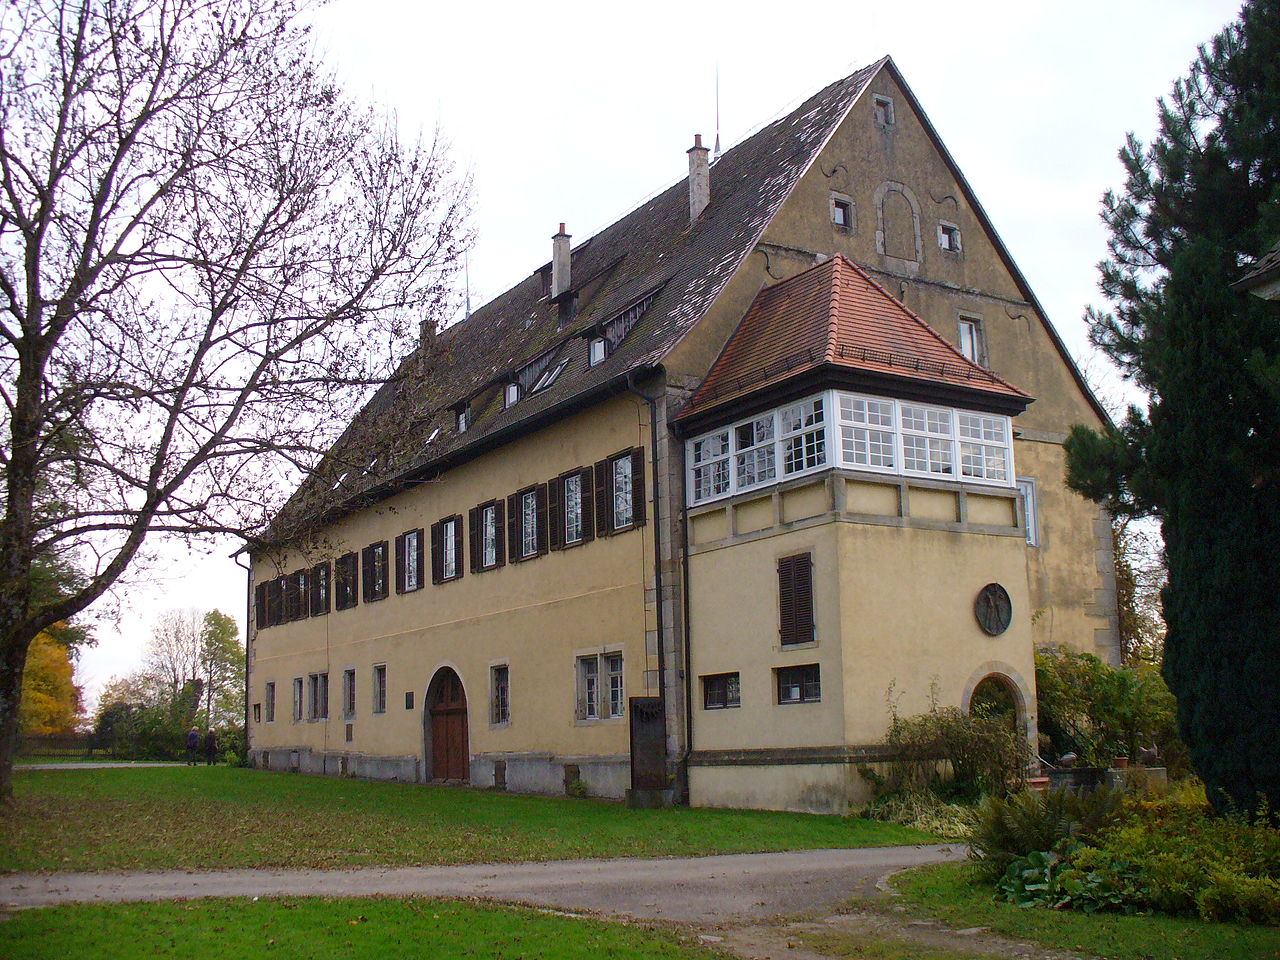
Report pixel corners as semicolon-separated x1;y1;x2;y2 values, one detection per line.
0;0;470;798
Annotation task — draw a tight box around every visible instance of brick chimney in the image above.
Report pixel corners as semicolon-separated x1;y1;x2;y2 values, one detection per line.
551;223;571;298
687;134;710;222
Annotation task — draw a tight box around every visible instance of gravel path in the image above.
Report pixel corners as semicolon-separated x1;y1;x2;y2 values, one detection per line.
0;844;963;922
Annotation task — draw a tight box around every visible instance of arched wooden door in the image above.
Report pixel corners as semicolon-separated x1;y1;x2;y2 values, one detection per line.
427;668;469;781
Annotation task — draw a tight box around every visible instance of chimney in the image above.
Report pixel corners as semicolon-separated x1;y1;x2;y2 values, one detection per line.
687;134;710;222
551;223;571;299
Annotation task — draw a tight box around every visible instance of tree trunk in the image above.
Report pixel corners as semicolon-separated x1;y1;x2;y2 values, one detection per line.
0;624;32;803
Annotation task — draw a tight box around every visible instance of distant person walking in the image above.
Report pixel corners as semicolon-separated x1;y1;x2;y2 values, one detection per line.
203;728;218;766
185;726;200;766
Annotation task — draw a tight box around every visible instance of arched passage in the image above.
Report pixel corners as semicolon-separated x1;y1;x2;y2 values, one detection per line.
424;667;469;781
969;673;1021;730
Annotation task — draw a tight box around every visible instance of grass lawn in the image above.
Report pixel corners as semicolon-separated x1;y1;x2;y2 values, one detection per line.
0;767;933;872
0;897;722;960
892;862;1280;960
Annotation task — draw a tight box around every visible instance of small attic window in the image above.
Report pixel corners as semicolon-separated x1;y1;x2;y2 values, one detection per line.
830;193;854;232
938;222;962;253
873;95;895;127
504;382;520;408
425;427;441;444
532;359;568;392
589;337;607;366
456;405;470;433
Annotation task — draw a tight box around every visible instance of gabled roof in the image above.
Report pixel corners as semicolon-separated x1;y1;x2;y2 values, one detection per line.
268;60;885;537
677;256;1031;427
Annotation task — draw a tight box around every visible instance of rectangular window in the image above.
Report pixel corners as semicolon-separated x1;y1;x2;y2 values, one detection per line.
606;653;624;718
958;317;983;364
735;415;777;489
873;95;894;126
253;703;261;723
692;429;731;501
596;448;645;536
550;467;594;551
521;489;538;558
482;504;498;565
469;500;506;572
563;473;583;544
309;562;330;616
778;553;815;645
1017;477;1040;547
578;656;599;720
780;396;826;475
284;570;306;621
265;577;283;626
839;394;896;470
901;402;954;476
396;528;425;593
265;682;276;723
491;665;510;724
362;541;389;602
335;553;358;610
504;382;520;408
307;672;328;720
373;664;387;714
939;221;962;253
456;405;470;433
292;677;303;722
342;668;356;720
702;672;741;709
958;412;1009;482
431;516;464;583
576;653;624;720
830;193;854;231
612;456;633;529
776;664;821;704
589;337;607;366
507;485;546;561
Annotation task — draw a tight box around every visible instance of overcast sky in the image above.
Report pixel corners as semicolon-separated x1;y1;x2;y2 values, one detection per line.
73;0;1245;712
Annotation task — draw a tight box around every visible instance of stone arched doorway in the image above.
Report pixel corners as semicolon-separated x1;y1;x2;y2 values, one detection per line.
968;673;1022;731
424;667;469;782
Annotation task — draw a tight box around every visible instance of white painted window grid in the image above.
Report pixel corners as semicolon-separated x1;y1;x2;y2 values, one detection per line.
686;390;1015;505
1017;477;1040;547
307;672;328;720
404;529;421;591
564;473;583;543
373;664;387;714
612;455;634;529
606;653;625;718
456;406;469;432
578;656;599;719
521;489;538;557
532;359;568;392
482;504;498;567
442;518;458;579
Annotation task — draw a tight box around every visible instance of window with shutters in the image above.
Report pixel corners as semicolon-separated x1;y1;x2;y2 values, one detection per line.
469;500;505;572
778;553;815;646
342;668;356;720
372;664;387;714
776;664;821;703
265;577;283;626
595;448;645;536
431;515;464;583
283;570;303;621
549;466;594;552
612;456;633;529
395;528;425;593
265;682;276;722
309;562;330;616
362;541;389;602
702;672;741;709
335;553;358;610
506;484;547;561
491;664;510;725
292;677;303;721
563;473;584;544
254;582;267;629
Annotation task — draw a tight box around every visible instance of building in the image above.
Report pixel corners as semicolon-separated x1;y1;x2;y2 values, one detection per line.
245;57;1118;813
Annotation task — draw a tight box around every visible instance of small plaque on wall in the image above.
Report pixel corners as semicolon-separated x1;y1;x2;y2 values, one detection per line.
975;583;1012;636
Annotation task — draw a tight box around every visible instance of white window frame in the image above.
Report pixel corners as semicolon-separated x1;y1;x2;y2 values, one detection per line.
504;382;520;408
830;192;854;231
403;529;422;592
456;406;470;433
588;337;607;366
612;455;634;529
564;473;583;544
481;504;498;567
576;652;624;721
958;317;982;364
372;664;387;714
532;359;568;392
521;489;538;558
1017;476;1040;547
307;671;328;720
442;517;459;579
292;676;303;722
686;390;1015;506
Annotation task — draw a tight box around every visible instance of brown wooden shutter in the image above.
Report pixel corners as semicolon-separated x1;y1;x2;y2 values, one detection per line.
255;582;267;629
394;534;406;593
430;521;443;584
468;507;481;572
778;553;815;645
580;465;595;543
493;499;506;567
452;516;465;578
630;447;647;526
506;493;520;559
548;477;565;551
535;483;549;555
594;458;612;536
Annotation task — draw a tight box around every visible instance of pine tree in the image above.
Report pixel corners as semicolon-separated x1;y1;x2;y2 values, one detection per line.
1064;1;1280;816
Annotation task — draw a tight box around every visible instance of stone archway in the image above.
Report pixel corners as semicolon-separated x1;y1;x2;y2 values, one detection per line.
969;673;1021;729
424;666;469;782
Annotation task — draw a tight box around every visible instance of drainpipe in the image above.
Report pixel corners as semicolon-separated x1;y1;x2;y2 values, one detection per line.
678;436;694;768
234;551;252;763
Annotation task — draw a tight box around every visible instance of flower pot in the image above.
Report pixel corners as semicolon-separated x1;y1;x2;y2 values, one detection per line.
1112;757;1129;769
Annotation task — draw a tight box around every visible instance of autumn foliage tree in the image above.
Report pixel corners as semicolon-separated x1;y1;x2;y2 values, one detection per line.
0;0;470;798
18;630;82;736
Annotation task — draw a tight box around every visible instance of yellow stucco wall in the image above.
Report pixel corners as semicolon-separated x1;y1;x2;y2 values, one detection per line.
248;394;655;780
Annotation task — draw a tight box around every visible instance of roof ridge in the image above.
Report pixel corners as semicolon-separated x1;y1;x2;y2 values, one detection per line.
825;257;843;363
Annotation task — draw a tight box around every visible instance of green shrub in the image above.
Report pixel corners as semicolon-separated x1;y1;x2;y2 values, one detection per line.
969;788;1124;879
1196;872;1280;925
995;849;1065;907
885;706;1030;800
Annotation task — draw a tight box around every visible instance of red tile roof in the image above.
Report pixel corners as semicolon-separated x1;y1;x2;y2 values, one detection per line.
677;256;1031;421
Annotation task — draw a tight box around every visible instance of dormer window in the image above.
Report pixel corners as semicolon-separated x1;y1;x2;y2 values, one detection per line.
504;383;520;409
456;405;470;433
589;337;607;366
532;359;568;392
938;222;962;253
873;95;895;127
602;289;659;351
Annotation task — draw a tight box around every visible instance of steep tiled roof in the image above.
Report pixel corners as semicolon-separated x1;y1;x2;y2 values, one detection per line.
677;256;1031;423
270;60;886;536
1235;237;1280;292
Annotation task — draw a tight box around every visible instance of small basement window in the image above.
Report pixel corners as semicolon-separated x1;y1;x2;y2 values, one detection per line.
939;222;962;253
873;95;895;127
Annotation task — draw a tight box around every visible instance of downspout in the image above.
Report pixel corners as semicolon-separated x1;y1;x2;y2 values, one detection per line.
234;551;252;762
678;436;694;765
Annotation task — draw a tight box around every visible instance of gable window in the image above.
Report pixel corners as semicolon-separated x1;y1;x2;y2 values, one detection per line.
335;553;358;610
361;541;389;602
702;672;741;709
839;395;895;469
957;317;984;365
491;665;510;725
309;562;330;616
1017;477;1040;547
776;664;821;704
307;672;329;720
830;193;855;232
342;668;356;720
507;485;548;561
589;337;607;366
504;382;520;408
873;95;895;127
292;677;303;722
373;664;387;714
901;402;954;476
395;528;425;593
576;652;624;720
265;682;276;722
938;221;962;253
431;515;464;583
780;396;826;474
778;553;815;646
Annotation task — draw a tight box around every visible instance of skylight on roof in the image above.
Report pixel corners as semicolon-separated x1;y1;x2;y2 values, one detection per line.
532;359;569;392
